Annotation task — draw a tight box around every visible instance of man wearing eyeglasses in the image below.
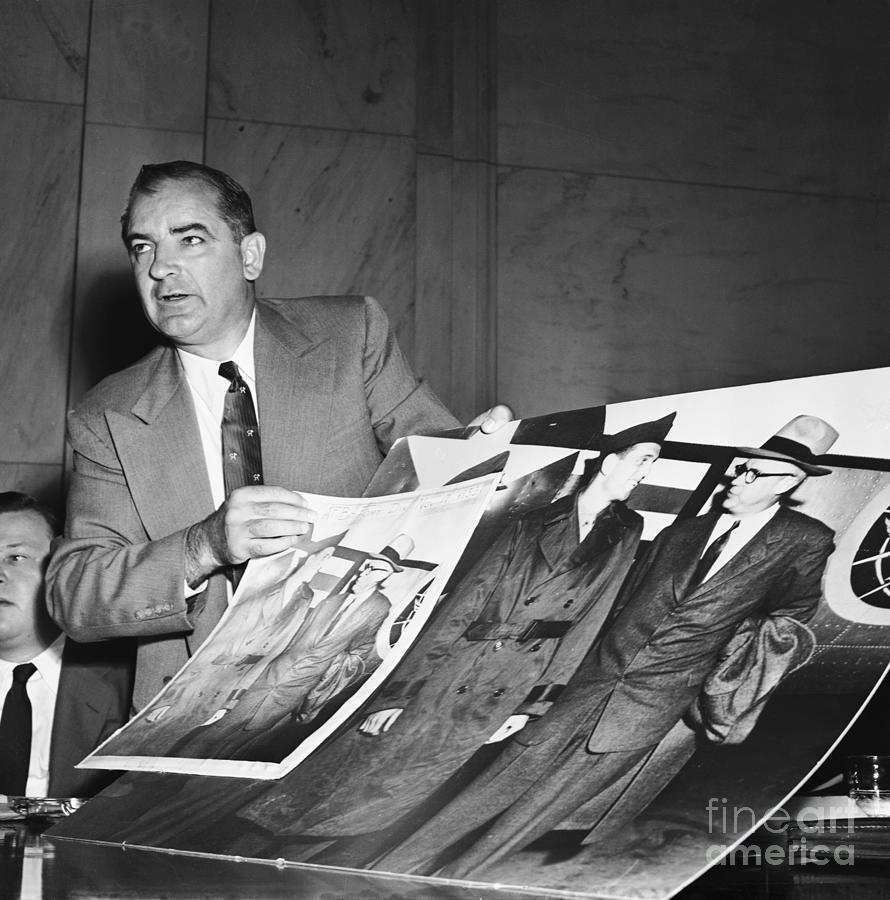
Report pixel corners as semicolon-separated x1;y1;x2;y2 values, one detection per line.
377;415;840;878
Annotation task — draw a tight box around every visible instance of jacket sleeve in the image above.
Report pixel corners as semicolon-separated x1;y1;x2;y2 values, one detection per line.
360;296;460;453
693;615;817;744
46;404;197;642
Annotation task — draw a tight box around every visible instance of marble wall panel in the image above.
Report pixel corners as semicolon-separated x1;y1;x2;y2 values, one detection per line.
497;0;890;197
208;0;415;136
86;0;209;131
0;463;63;510
207;119;417;358
70;124;204;401
0;0;89;103
496;167;890;416
0;100;81;464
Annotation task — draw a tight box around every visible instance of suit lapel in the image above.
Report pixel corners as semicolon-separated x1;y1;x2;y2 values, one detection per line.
694;507;785;596
254;302;335;492
671;510;724;600
49;642;116;790
107;347;214;539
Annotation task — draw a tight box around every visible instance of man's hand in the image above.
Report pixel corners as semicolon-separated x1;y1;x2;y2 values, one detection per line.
185;486;316;586
358;707;404;735
468;403;514;434
484;714;530;744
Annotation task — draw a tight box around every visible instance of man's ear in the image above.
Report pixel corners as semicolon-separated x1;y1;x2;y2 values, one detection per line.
598;452;616;476
241;231;266;281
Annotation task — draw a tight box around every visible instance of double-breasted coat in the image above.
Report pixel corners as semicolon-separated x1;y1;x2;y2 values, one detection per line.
236;494;645;843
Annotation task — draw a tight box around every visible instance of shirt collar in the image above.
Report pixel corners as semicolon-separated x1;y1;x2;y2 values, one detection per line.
176;309;257;393
0;633;65;690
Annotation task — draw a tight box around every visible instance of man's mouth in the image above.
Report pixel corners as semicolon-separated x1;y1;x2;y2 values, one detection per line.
157;291;190;303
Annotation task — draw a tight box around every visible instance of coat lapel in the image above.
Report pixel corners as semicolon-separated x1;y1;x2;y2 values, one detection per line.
106;347;215;539
671;509;724;600
693;507;785;596
254;303;335;492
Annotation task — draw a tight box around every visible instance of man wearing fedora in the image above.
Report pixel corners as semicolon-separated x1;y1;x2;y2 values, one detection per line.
169;534;415;762
226;413;676;861
377;415;839;877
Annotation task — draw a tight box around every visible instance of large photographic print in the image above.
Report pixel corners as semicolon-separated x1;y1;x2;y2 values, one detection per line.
53;368;890;899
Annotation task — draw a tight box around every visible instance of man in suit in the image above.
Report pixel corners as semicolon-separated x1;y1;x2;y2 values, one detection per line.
45;160;507;710
227;413;676;860
0;492;132;798
170;534;414;762
377;414;839;877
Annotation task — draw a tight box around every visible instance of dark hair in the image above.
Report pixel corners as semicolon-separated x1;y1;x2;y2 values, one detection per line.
0;492;60;536
120;160;257;244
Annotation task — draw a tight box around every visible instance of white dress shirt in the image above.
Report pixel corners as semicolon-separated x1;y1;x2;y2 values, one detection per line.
176;313;258;601
176;312;259;510
699;505;780;583
0;634;65;797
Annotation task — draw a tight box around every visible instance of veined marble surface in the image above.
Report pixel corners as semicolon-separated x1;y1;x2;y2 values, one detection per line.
0;0;88;104
0;100;80;463
208;0;416;137
208;119;417;357
86;0;209;132
498;0;890;197
496;166;890;415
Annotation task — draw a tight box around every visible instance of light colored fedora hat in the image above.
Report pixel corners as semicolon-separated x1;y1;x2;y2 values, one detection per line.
737;414;839;476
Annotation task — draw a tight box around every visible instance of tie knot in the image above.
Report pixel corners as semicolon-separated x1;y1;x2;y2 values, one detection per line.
12;663;36;684
218;360;241;387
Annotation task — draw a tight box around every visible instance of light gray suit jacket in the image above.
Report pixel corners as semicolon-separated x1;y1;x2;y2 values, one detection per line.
47;296;458;708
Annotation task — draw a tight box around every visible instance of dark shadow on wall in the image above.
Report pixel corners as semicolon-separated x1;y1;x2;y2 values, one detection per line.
75;270;161;398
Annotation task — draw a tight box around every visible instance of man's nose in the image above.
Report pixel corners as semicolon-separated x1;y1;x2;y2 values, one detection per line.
148;244;179;280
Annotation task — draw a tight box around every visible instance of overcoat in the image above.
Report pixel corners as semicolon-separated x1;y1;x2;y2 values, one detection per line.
46;296;457;708
237;495;644;842
380;504;835;876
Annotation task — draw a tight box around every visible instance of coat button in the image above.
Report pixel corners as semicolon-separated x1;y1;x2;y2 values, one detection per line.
563;599;574;608
523;598;535;606
530;642;542;652
456;685;468;694
493;640;504;651
492;688;505;697
162;676;173;685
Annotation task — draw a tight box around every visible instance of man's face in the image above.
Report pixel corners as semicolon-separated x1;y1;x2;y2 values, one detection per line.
722;457;804;517
353;561;394;593
600;441;661;501
0;511;53;660
125;179;265;359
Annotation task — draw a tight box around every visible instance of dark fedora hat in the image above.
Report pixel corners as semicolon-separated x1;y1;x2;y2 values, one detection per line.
737;415;838;476
597;412;677;457
365;533;415;572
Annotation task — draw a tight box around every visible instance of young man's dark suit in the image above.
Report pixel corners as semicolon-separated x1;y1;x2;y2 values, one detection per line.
47;296;457;709
47;638;133;797
381;502;834;876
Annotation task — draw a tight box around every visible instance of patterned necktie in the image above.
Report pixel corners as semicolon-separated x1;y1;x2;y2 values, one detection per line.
218;361;263;586
0;662;37;796
688;520;740;594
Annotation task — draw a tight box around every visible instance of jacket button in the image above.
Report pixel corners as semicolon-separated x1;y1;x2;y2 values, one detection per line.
523;598;535;606
563;599;574;608
492;688;505;697
134;609;144;620
162;676;173;685
456;685;468;694
493;640;504;651
530;642;542;652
